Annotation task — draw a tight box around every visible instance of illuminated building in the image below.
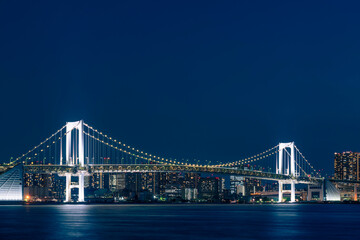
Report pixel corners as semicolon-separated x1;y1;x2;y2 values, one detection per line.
24;173;65;200
230;176;245;196
0;165;23;201
91;173;103;189
109;173;126;192
334;151;360;181
181;173;199;189
183;188;198;200
125;173;142;195
198;177;222;201
141;172;160;195
244;178;262;194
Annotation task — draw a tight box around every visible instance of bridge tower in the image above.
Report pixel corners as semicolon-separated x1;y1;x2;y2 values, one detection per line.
65;120;85;167
64;120;86;202
277;142;296;203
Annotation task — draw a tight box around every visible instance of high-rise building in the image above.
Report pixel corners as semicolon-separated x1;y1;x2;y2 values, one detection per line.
198;177;222;201
244;178;262;194
230;176;245;195
160;172;182;200
334;152;360;181
109;173;126;192
183;188;198;200
24;173;65;200
125;173;142;195
181;173;199;189
141;172;160;195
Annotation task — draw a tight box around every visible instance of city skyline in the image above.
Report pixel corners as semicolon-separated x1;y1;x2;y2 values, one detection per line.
0;118;353;204
2;118;357;177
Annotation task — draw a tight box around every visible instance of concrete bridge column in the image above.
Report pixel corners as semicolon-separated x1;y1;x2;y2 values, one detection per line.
65;173;71;202
78;172;85;202
290;180;296;203
64;172;86;202
307;184;311;201
278;181;283;202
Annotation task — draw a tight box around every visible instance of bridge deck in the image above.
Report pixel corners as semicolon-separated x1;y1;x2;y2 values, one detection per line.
23;164;321;183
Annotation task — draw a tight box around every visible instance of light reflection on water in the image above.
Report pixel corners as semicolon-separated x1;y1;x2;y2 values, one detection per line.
0;204;360;240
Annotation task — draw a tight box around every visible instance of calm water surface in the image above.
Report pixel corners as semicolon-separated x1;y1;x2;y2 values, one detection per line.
0;204;359;240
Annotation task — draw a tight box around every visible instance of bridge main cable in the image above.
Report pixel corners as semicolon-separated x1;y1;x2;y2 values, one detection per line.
83;124;197;166
294;145;320;177
214;144;279;167
11;125;66;165
83;122;280;168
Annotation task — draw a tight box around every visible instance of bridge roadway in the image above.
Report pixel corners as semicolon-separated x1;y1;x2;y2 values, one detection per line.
23;164;321;183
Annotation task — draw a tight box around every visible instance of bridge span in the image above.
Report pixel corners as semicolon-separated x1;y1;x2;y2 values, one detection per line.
24;164;320;183
1;120;327;203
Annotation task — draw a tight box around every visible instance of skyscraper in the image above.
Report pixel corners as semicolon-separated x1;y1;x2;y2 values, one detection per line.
334;151;360;181
230;176;245;196
198;177;222;202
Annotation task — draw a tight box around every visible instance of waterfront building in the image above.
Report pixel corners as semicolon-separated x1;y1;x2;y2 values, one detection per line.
229;176;261;197
0;165;23;201
181;173;199;189
307;184;323;201
182;188;198;201
24;173;65;200
84;176;91;188
141;172;160;195
334;151;360;181
230;176;245;196
125;173;142;196
91;173;104;189
24;173;52;199
138;190;153;202
109;173;126;192
198;177;222;202
245;178;262;194
163;184;182;200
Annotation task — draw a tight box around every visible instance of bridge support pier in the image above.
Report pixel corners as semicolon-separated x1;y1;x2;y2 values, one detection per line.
290;180;295;203
278;181;283;203
64;171;86;203
65;173;71;202
78;172;85;202
278;180;296;203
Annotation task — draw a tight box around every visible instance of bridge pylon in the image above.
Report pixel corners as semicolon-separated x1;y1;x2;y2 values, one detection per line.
277;142;296;203
63;120;86;202
65;120;85;167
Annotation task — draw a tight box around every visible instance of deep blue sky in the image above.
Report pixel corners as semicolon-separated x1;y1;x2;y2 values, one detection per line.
1;1;360;174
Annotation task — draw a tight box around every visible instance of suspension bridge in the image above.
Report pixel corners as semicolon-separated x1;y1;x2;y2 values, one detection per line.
1;120;325;203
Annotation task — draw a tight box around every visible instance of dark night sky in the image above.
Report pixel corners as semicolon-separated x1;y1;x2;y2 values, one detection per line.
1;1;360;174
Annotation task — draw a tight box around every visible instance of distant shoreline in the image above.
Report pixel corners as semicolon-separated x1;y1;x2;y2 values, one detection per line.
1;201;359;205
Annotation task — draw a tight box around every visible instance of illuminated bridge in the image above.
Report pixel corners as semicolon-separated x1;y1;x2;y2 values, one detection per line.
1;120;325;202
